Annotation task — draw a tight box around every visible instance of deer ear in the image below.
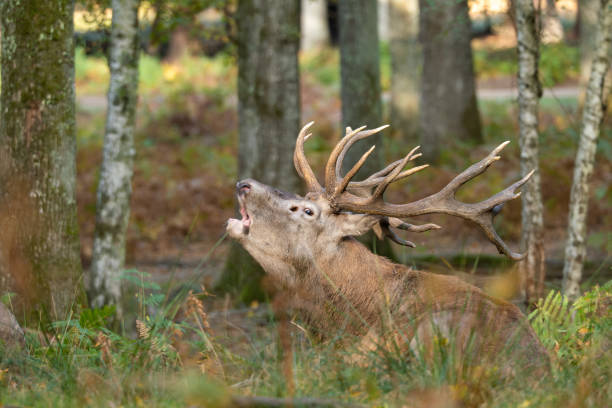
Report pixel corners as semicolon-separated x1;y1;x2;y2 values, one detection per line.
335;213;380;238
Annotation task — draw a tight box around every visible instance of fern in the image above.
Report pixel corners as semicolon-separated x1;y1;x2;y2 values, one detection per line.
529;281;612;364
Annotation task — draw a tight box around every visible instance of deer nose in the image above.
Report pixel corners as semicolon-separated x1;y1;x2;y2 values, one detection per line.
236;181;251;195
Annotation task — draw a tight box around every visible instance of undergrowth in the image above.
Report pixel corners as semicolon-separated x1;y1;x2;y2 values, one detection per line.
1;275;610;407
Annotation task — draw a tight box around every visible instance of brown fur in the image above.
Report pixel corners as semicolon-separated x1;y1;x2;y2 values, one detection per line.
227;179;550;378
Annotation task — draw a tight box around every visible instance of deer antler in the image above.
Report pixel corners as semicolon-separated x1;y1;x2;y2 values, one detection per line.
332;139;533;260
293;123;532;260
293;121;323;192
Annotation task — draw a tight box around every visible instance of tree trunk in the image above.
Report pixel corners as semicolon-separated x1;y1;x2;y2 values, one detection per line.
541;0;565;44
165;26;190;63
378;0;390;42
301;0;329;50
389;0;420;143
0;0;85;320
217;0;301;303
338;0;397;261
578;0;612;105
563;0;611;300
338;0;384;177
89;0;140;315
515;0;546;305
418;0;482;163
579;0;600;84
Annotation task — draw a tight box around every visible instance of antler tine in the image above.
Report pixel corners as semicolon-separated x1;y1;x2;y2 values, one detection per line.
293;121;323;192
360;158;404;180
334;125;390;181
366;146;425;203
372;218;416;248
381;222;416;247
349;164;428;189
332;145;376;198
437;140;510;196
293;121;313;178
333;141;533;260
345;149;421;191
324;125;367;194
388;217;441;232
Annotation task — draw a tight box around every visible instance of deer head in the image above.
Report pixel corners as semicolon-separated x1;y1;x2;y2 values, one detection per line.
227;122;533;283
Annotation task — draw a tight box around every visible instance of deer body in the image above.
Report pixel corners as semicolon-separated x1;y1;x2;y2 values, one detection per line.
227;123;550;376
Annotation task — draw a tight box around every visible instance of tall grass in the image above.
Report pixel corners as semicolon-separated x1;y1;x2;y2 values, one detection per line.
1;275;610;407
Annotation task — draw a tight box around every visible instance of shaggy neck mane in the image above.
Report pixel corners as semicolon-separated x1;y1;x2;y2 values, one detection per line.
290;238;413;335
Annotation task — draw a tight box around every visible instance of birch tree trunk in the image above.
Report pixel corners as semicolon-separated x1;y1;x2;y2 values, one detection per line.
218;0;301;302
89;0;140;313
301;0;329;50
389;0;420;143
418;0;482;162
563;0;612;300
515;0;546;305
578;0;612;105
338;0;384;176
579;0;600;93
0;0;85;320
541;0;565;44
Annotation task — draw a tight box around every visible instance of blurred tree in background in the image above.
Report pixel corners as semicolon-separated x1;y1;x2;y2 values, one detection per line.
217;0;302;302
89;0;141;317
418;0;482;162
563;0;611;300
338;0;384;177
389;0;420;144
301;0;330;50
0;0;85;320
514;0;546;305
338;0;397;261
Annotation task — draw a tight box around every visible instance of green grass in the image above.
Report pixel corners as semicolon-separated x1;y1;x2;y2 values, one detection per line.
1;271;610;407
474;43;579;86
74;47;236;96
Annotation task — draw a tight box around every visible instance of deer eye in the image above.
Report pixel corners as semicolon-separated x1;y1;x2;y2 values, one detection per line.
290;206;298;212
304;208;314;216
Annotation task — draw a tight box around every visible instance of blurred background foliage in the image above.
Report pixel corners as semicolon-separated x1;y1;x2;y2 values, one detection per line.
67;1;610;277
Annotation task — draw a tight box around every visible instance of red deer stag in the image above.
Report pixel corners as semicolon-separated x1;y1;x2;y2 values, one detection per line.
227;122;550;376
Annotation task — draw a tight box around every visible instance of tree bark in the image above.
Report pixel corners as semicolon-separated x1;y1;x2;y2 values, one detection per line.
563;0;612;300
338;0;398;261
389;0;420;143
578;0;612;105
515;0;546;305
217;0;301;303
338;0;384;177
89;0;140;314
301;0;329;50
541;0;565;44
0;0;85;320
580;0;600;85
418;0;482;163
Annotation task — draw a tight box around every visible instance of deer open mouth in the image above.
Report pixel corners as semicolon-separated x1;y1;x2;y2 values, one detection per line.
226;190;252;238
239;200;251;231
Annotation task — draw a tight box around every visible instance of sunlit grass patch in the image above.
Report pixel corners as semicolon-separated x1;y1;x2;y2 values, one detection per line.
75;47;236;97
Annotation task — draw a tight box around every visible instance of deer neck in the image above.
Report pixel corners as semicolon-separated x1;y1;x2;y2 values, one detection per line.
300;238;407;330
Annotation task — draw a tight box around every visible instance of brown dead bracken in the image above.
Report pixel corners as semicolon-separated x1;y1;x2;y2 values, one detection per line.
227;122;550;377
